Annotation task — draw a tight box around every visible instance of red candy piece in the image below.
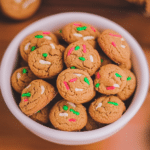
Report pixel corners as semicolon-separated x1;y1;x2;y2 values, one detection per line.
91;26;96;32
97;72;100;79
69;118;76;122
106;86;115;90
69;78;77;82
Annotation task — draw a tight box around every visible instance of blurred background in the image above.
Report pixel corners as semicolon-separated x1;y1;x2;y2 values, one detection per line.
0;0;150;150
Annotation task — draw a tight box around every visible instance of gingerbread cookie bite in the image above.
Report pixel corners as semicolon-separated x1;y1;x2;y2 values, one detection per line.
19;79;57;116
98;29;130;64
64;41;101;76
89;96;126;124
57;69;96;104
1;0;41;20
28;44;65;79
117;69;136;101
94;64;127;95
30;105;49;124
11;66;37;93
49;99;87;131
20;31;59;62
61;22;100;47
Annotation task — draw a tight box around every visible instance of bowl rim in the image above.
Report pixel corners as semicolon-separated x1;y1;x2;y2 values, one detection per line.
0;12;149;145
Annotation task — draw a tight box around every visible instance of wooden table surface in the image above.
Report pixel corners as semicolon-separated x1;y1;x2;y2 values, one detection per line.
0;0;150;149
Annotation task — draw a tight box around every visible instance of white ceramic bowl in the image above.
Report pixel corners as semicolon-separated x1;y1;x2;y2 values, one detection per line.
0;12;149;145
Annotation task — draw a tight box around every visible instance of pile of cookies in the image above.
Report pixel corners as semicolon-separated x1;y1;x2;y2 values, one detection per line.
11;22;136;131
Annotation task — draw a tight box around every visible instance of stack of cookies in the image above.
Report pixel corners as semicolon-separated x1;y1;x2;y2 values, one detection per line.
11;22;136;131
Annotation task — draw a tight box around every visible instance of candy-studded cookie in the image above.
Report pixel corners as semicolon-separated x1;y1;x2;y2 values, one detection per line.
11;66;37;93
64;41;101;76
98;29;130;64
94;64;127;95
20;31;59;62
57;69;96;104
49;100;87;131
117;69;136;101
30;105;49;124
89;96;126;124
19;79;57;116
61;22;100;47
28;44;65;79
1;0;41;20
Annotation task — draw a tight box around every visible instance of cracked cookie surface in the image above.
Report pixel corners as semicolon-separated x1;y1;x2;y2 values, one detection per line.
117;69;136;101
20;31;59;62
57;68;96;104
61;22;100;47
11;66;37;93
94;64;127;95
98;29;130;64
89;96;126;124
49;99;87;131
64;41;101;76
19;79;57;116
28;44;65;79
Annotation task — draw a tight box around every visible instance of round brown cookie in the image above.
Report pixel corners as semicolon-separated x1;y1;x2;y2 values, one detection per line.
117;69;136;101
28;44;65;79
84;115;104;131
98;29;130;64
64;41;101;76
19;79;57;116
89;96;126;124
49;99;87;131
118;59;132;70
61;22;100;47
56;68;96;104
94;64;127;95
11;66;37;93
20;31;59;62
1;0;41;20
30;105;49;124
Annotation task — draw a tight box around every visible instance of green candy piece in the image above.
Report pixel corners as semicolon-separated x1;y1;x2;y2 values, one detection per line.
75;46;80;50
79;57;86;61
127;76;131;81
75;112;80;115
21;92;31;97
71;66;76;69
35;35;44;38
84;77;90;85
59;29;62;33
37;110;41;113
42;53;48;58
63;105;68;111
22;69;28;74
77;26;87;31
115;73;122;78
70;108;74;112
108;101;118;106
101;59;103;63
70;109;80;115
95;83;100;88
31;46;36;51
